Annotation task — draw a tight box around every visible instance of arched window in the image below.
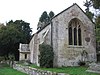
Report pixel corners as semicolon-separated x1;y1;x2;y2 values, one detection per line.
74;28;77;45
68;18;82;46
69;25;73;45
78;27;82;45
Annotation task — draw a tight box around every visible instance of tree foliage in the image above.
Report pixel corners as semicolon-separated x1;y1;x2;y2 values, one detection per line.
95;15;100;45
84;0;94;20
91;0;100;9
0;20;32;60
0;25;21;59
7;20;32;43
86;11;94;20
39;11;50;23
84;0;92;11
95;15;100;28
39;43;54;68
37;11;55;30
49;11;55;19
95;15;100;62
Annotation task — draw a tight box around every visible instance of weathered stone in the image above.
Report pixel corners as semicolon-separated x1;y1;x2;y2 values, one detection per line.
19;3;97;67
14;64;68;75
19;43;30;61
86;63;100;73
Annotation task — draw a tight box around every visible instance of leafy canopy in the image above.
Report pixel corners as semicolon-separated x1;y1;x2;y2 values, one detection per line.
0;20;32;60
37;11;55;30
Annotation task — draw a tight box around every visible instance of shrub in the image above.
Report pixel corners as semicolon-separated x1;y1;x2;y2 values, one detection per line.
39;43;54;68
0;56;5;62
78;60;86;66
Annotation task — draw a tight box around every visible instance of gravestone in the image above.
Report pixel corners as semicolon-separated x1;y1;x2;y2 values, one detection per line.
86;63;100;73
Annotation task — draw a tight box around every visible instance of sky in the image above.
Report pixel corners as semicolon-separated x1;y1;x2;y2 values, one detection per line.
0;0;86;33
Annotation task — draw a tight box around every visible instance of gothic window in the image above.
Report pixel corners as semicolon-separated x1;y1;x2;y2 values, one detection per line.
68;18;82;46
78;27;82;45
74;28;77;45
69;25;73;45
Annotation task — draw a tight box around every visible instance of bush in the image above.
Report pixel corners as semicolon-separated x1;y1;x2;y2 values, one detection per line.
39;43;54;68
0;56;5;62
78;61;86;66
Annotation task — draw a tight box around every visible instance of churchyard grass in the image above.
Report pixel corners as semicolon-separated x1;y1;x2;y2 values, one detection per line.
0;63;28;75
30;64;99;75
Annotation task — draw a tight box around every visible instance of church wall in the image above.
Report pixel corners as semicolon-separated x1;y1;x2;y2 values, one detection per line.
52;4;96;67
29;34;38;65
37;25;51;45
29;37;34;63
19;53;25;60
29;25;51;66
27;53;30;61
51;19;59;67
29;4;96;67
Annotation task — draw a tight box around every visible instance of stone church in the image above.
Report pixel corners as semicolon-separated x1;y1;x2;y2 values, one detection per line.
19;3;97;67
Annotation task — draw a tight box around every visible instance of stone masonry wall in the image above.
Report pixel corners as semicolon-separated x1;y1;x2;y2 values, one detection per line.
52;4;96;67
13;64;69;75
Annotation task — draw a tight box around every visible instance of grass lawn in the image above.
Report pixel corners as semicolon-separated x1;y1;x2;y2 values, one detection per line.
30;64;99;75
0;63;28;75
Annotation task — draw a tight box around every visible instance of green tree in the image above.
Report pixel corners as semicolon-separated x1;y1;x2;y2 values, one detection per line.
0;20;32;60
37;11;50;30
0;25;24;59
95;15;100;50
49;11;55;19
95;15;100;28
84;0;91;12
91;0;100;9
0;23;5;28
95;15;100;61
7;20;32;43
39;11;50;24
86;11;94;20
84;0;94;20
37;11;55;30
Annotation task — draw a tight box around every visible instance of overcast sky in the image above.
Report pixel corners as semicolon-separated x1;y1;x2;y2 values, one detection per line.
0;0;86;33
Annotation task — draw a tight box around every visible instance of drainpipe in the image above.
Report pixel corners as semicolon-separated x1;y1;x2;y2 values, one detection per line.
50;19;53;47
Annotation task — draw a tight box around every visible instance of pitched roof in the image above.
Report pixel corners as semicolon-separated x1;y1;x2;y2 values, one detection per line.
19;44;30;52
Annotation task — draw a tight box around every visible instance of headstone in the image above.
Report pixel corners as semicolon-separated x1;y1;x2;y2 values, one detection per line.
86;63;100;73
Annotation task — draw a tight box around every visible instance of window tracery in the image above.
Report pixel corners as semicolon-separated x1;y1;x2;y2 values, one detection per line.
68;18;82;46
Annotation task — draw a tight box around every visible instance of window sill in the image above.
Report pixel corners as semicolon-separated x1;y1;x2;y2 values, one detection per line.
68;45;84;48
